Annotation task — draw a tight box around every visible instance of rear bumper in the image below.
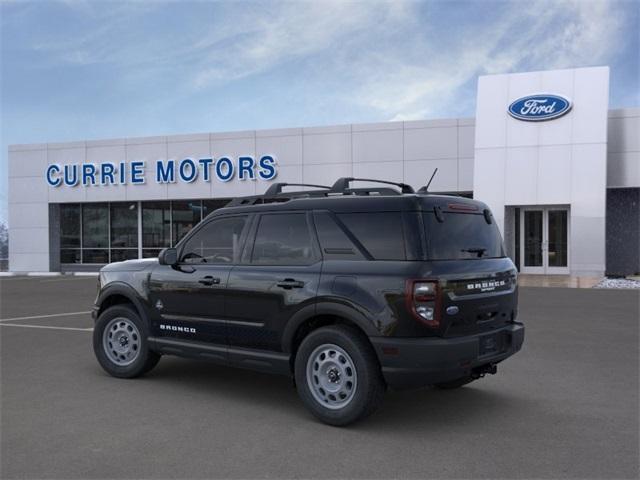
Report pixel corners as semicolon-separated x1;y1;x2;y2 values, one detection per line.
370;323;524;390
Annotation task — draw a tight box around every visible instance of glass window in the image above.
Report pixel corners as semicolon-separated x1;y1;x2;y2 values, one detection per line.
142;201;170;251
172;200;202;245
111;249;139;262
60;204;81;248
337;212;406;260
423;212;505;260
180;216;247;264
82;249;109;264
60;249;81;264
110;202;138;248
313;212;365;260
82;204;109;248
252;214;315;265
202;199;230;219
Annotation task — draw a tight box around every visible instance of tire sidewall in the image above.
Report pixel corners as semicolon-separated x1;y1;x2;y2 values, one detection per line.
294;326;382;425
93;304;154;378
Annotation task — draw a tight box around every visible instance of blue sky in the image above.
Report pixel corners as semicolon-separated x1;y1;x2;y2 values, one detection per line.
1;0;638;224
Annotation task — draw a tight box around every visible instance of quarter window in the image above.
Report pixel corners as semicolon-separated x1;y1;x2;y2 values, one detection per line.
180;216;247;264
337;212;406;260
252;214;315;265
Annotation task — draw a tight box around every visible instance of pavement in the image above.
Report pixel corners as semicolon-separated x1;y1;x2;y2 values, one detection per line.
0;276;638;479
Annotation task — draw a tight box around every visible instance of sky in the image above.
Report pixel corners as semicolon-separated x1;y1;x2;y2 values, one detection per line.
1;0;638;224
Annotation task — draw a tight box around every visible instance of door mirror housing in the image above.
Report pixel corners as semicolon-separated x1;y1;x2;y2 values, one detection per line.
158;248;178;266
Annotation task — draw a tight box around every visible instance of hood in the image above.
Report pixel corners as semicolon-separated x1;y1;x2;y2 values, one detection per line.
100;258;158;272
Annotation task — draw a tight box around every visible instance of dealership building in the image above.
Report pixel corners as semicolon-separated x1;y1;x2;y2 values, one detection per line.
7;66;640;276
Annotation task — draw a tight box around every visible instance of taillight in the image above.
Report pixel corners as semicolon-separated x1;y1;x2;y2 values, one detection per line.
406;280;440;328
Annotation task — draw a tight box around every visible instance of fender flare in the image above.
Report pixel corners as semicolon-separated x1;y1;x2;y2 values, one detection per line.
95;282;150;325
281;300;378;353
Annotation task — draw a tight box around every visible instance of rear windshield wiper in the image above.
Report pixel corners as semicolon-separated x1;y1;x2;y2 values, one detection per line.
461;247;487;258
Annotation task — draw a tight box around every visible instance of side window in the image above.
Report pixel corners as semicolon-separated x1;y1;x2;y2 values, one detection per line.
251;213;315;265
313;212;365;260
180;216;247;264
337;212;406;260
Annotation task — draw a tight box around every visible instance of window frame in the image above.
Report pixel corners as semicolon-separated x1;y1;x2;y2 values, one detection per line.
175;213;251;266
244;211;321;267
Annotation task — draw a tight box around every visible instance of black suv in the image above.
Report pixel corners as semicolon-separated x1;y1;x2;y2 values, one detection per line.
92;178;524;425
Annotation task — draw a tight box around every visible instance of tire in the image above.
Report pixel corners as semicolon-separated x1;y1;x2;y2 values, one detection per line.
294;325;385;426
93;304;160;378
434;376;475;390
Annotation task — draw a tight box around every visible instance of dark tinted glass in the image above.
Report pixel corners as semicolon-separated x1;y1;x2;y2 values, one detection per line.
313;212;365;260
60;249;81;263
423;212;504;260
82;249;109;263
181;216;247;264
110;202;138;248
111;249;138;262
142;201;170;248
172;200;202;245
202;199;230;219
60;204;80;248
252;214;315;265
82;204;108;248
337;212;406;260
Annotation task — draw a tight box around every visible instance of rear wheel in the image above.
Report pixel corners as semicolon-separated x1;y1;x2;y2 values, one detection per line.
93;304;160;378
294;325;385;426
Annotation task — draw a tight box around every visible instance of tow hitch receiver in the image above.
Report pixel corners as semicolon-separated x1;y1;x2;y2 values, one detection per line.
472;363;497;379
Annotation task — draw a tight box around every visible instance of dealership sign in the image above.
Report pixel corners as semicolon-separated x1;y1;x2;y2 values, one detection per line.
508;94;572;121
45;155;277;187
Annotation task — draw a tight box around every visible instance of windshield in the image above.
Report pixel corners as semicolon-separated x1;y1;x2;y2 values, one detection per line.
423;212;505;260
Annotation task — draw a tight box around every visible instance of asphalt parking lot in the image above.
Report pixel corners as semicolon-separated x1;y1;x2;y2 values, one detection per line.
1;276;638;479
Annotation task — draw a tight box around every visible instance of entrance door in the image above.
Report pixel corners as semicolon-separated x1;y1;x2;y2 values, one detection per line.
519;208;569;274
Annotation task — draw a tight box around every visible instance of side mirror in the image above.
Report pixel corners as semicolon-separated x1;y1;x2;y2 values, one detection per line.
158;248;178;266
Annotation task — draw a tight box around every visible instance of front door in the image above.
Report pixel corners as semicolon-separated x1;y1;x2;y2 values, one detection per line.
519;208;569;274
148;214;250;345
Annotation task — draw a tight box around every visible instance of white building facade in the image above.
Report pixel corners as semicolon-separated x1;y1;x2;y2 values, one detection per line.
8;66;640;276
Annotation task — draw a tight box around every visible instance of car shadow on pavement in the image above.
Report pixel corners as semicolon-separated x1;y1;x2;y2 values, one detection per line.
120;356;527;430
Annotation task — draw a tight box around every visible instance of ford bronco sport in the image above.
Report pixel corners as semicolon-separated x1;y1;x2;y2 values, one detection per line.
92;177;524;426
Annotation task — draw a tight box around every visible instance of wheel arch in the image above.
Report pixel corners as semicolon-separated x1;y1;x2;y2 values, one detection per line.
282;302;380;371
96;282;149;325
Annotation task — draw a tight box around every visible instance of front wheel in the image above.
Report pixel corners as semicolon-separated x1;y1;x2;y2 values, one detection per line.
294;325;385;426
93;304;160;378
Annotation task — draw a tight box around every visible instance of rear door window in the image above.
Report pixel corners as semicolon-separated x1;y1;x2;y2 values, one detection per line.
423;212;505;260
251;213;316;265
337;212;406;260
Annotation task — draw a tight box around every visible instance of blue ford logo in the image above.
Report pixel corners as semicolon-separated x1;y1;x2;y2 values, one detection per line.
508;94;572;121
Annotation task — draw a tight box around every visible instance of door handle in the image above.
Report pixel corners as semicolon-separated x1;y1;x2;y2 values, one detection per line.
199;276;221;286
276;278;305;289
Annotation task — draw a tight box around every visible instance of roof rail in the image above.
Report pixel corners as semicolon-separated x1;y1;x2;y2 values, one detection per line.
264;182;330;196
224;176;415;208
331;177;415;194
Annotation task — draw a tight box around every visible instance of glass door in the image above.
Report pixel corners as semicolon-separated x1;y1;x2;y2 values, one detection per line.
519;207;569;274
521;209;545;274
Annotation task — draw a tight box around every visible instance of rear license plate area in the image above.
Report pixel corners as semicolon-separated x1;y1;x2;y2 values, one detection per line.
479;333;506;356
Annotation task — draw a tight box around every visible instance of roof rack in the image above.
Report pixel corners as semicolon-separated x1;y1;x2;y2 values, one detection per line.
331;177;415;194
225;177;414;207
264;182;330;196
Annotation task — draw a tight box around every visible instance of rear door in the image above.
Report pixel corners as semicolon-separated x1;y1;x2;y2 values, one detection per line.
225;211;322;351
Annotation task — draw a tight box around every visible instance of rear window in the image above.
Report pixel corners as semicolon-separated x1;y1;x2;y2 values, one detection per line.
423;212;505;260
337;212;406;260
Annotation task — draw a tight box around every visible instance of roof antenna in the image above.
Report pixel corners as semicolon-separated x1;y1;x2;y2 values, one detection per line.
420;168;438;193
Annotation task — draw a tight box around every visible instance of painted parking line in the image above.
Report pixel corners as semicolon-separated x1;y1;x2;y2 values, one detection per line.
0;311;92;323
0;323;93;332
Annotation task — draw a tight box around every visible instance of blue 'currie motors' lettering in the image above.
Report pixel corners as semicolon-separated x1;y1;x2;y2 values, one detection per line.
46;155;277;187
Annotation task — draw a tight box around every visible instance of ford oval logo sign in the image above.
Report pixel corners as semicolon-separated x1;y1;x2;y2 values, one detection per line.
508;94;572;121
